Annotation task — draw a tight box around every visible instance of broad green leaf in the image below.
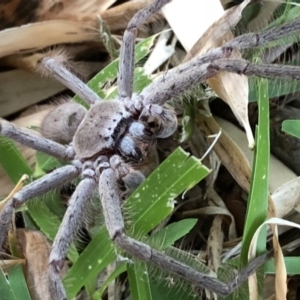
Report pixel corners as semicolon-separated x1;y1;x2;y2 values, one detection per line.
242;77;269;264
8;264;31;300
129;148;210;236
0;268;15;300
282;120;300;138
0;136;32;184
128;263;152;300
64;147;210;298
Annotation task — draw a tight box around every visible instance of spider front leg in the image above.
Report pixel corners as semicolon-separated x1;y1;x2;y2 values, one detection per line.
40;57;102;105
99;163;269;297
117;0;171;99
213;58;300;80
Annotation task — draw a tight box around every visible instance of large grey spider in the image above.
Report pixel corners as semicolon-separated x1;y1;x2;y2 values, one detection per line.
1;0;300;298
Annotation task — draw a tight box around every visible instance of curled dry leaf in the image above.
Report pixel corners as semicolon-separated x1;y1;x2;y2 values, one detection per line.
215;117;297;194
163;0;254;148
0;0;157;60
206;215;224;272
273;177;300;218
198;115;252;192
248;218;292;300
208;188;237;240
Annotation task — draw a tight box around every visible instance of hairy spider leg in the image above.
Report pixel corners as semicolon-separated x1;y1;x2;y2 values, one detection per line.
213;59;300;79
117;0;172;99
0;120;73;160
49;176;97;273
41;57;102;105
99;165;269;297
142;18;300;106
0;165;80;249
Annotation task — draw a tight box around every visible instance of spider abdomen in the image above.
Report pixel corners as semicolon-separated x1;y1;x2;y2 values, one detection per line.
73;100;131;159
41;102;87;144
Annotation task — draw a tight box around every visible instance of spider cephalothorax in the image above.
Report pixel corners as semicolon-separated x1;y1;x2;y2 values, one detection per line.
2;0;300;299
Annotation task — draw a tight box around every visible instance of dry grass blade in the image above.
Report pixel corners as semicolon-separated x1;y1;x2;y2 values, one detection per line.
0;175;28;211
0;21;100;59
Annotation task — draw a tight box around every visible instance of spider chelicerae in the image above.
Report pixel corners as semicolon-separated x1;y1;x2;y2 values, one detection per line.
1;0;300;298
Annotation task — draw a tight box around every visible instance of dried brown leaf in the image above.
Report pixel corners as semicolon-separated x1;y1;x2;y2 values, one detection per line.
206;215;224;272
0;21;100;59
215;117;297;194
198;114;252;192
0;0;115;30
206;215;224;300
16;229;53;300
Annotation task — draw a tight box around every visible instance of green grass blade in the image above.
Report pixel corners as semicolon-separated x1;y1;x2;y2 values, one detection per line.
249;78;300;102
241;78;270;298
242;77;269;262
0;268;15;300
150;278;200;300
33;152;64;178
126;219;198;300
8;264;31;300
282;120;300;138
179;105;195;143
63;228;115;298
128;263;152;300
0;136;32;184
149;219;198;249
265;257;300;275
